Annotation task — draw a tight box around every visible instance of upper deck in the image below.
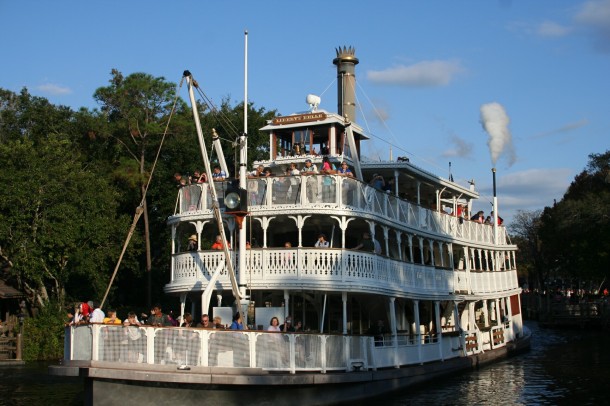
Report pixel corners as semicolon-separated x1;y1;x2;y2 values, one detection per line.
170;174;509;248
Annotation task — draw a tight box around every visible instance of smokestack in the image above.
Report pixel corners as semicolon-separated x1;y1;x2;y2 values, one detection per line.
333;46;359;122
492;167;498;245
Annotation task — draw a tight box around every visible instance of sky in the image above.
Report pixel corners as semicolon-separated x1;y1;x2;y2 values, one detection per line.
2;0;609;223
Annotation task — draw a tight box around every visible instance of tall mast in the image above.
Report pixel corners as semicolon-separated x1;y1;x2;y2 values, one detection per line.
183;71;241;306
238;30;249;318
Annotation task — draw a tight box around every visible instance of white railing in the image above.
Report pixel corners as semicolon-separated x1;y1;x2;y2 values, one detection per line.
170;249;519;296
175;176;510;246
65;325;468;372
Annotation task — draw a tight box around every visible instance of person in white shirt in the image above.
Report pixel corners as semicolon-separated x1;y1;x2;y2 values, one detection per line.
314;233;330;248
89;301;105;323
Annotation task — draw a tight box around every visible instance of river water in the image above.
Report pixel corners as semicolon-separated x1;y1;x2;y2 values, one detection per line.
0;321;608;405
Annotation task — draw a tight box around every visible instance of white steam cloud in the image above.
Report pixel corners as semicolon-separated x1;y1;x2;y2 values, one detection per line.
480;102;516;167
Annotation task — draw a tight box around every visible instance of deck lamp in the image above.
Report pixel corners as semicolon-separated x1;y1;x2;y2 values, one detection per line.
225;180;248;228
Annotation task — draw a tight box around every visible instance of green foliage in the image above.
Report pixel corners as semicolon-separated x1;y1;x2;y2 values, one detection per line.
0;69;280;313
512;150;610;289
0;124;130;305
22;303;66;361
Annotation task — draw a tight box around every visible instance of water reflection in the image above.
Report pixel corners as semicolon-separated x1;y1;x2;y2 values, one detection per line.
0;361;82;406
374;321;609;405
1;321;608;405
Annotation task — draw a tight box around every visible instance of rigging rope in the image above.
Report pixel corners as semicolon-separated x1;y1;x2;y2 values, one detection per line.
100;77;185;309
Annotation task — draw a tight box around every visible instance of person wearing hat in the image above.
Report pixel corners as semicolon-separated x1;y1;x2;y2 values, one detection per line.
314;233;330;248
187;234;198;251
280;316;295;332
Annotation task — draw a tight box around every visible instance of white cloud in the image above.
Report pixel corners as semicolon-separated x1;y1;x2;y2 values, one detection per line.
537;21;572;37
366;60;464;87
575;0;610;52
36;83;72;95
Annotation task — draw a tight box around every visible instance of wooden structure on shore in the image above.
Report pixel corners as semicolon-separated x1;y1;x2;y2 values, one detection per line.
521;293;610;329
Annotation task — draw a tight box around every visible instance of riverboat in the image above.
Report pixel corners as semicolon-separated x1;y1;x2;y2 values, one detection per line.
50;45;530;405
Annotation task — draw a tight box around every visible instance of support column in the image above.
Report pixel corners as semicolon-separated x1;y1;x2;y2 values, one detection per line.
389;297;398;368
408;235;414;262
284;290;290;320
434;301;444;360
482;299;489;327
342;292;348;334
383;226;390;256
438;242;445;267
396;231;403;261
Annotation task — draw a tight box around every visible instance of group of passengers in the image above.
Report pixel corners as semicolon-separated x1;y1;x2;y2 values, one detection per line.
68;301;305;335
173;166;228;188
470;210;504;225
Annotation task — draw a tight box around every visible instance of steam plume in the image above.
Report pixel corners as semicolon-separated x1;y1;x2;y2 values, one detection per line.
480;102;516;167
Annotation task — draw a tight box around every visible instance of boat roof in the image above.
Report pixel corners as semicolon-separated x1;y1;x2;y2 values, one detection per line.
260;110;370;140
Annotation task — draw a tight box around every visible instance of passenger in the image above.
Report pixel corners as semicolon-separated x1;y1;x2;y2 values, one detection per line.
300;159;318;203
383;178;395;194
314;233;330;248
89;301;105;323
267;317;281;332
147;304;172;327
321;156;334;174
123;312;144;363
337;162;353;177
293;320;303;332
173;172;183;188
471;211;485;223
249;165;265;178
123;311;142;327
168;310;179;326
103;309;122;325
187;234;198;251
230;312;247;330
288;162;300;176
212;166;227;181
213;316;224;329
369;174;385;191
197;314;212;328
180;312;195;327
280;316;295;332
192;170;207;183
354;232;375;252
211;235;224;250
490;211;504;225
246;241;251;250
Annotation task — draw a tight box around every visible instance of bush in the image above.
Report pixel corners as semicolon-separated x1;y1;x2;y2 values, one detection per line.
22;303;66;361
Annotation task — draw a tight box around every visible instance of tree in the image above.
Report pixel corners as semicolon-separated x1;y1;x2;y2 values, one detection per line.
0;134;129;308
509;210;548;291
536;150;610;288
93;70;192;306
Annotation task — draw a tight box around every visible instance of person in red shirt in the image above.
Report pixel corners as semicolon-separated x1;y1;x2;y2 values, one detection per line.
211;235;224;250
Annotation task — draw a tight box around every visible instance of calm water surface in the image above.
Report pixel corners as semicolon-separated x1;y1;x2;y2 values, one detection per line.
0;321;608;405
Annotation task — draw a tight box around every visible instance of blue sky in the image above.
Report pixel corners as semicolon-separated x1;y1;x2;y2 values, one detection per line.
2;0;609;223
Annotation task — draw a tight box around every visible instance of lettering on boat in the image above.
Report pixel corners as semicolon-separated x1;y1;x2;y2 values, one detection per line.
272;112;327;125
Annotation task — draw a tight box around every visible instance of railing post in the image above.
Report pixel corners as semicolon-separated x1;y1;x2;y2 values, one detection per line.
289;334;296;374
146;328;155;364
321;335;327;374
91;324;100;361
